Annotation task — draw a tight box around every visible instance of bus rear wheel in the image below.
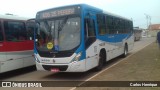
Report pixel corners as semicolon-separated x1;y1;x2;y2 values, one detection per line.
122;44;128;58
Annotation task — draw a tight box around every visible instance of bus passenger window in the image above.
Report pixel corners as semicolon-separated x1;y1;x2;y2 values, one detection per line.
0;22;3;41
4;21;27;41
97;14;107;35
26;22;35;40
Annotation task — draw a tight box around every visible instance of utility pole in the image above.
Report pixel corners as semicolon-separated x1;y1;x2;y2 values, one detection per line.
149;16;151;29
144;13;151;37
144;13;151;30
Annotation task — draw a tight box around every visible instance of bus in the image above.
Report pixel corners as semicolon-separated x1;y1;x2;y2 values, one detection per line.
34;4;134;72
0;14;35;73
133;28;142;41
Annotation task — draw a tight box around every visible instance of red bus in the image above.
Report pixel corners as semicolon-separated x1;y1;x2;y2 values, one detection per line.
0;14;35;73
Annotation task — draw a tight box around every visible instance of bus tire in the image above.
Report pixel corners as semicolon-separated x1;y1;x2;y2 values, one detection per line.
95;51;106;71
122;44;128;58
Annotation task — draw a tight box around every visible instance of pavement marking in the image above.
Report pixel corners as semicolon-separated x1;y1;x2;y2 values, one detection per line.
70;42;154;90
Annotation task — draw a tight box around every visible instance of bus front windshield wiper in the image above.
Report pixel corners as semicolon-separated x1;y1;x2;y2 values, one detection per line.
52;17;68;52
57;16;68;32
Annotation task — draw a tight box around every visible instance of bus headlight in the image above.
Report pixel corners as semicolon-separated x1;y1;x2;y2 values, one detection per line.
71;52;82;62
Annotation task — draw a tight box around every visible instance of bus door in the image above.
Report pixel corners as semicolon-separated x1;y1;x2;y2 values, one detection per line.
84;11;98;70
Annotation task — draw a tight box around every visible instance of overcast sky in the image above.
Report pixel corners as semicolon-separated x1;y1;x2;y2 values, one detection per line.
0;0;159;28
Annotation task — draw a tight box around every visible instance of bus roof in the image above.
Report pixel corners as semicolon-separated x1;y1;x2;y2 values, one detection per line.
0;14;29;21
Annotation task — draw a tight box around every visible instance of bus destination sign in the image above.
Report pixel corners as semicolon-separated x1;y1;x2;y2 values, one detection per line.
37;6;80;19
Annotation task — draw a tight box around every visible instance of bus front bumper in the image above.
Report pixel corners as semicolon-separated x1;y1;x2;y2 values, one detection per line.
36;60;86;72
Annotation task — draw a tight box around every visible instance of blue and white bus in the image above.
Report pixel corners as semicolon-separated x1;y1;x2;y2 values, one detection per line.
34;4;134;72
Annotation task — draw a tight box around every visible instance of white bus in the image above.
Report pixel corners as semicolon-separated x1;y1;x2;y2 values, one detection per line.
0;14;35;73
34;4;134;72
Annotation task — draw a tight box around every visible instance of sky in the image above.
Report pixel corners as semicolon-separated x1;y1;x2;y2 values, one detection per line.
0;0;159;29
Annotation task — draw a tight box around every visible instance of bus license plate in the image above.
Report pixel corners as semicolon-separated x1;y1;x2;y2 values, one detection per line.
51;68;60;72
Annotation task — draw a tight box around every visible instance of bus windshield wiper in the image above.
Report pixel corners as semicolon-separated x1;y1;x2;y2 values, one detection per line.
52;17;68;52
57;16;68;32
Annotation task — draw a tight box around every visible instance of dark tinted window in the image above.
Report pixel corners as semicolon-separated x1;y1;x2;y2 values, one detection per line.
26;22;35;40
106;16;115;34
4;21;27;41
97;14;108;35
106;15;133;34
84;18;96;49
0;21;3;41
86;19;96;37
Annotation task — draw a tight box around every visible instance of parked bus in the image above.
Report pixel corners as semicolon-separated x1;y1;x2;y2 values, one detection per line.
134;29;142;41
0;14;35;73
34;4;134;72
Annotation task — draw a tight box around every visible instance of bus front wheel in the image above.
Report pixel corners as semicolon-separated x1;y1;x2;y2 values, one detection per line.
95;51;105;71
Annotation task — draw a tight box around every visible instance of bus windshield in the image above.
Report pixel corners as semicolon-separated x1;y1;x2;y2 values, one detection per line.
36;16;81;52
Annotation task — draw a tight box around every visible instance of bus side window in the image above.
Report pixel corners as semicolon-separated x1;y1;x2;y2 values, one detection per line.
26;22;35;40
0;21;3;41
97;14;107;35
4;21;27;41
106;16;115;34
85;18;96;38
130;21;133;33
84;18;96;49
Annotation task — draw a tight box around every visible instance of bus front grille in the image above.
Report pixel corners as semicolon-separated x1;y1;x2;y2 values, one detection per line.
38;51;74;58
